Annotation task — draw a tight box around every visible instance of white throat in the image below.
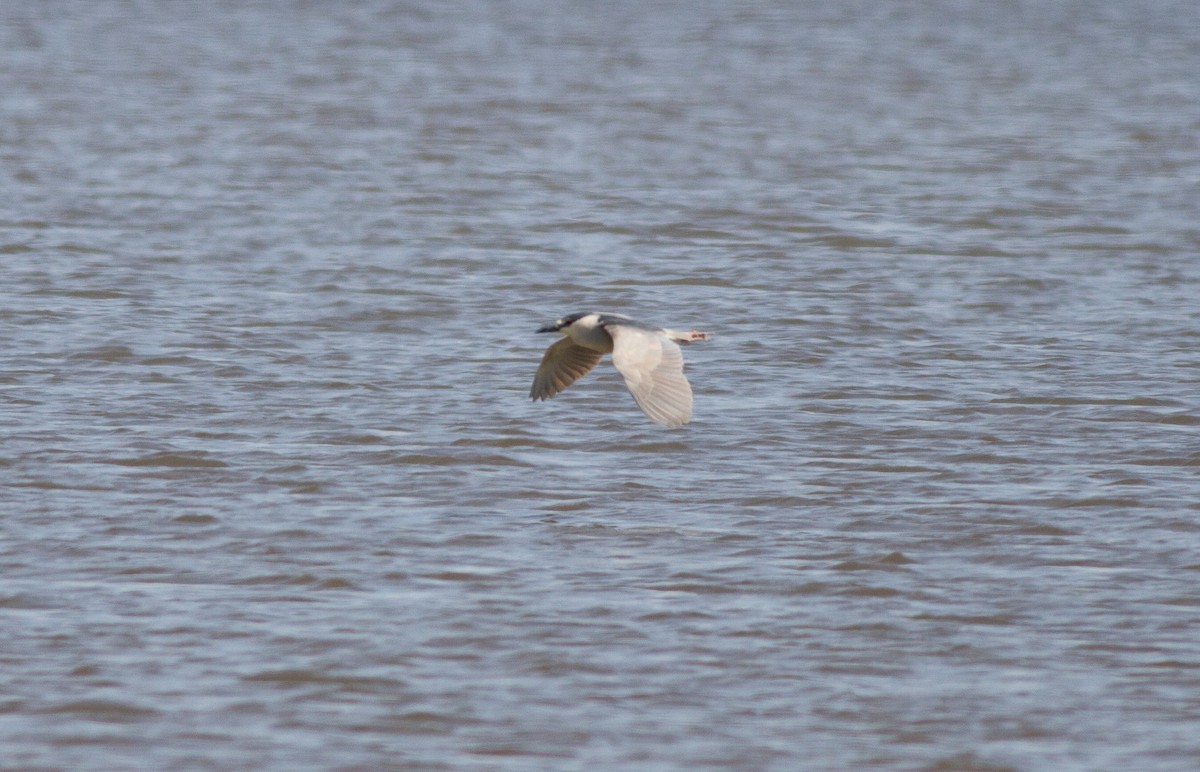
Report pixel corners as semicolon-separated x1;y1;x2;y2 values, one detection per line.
564;314;611;351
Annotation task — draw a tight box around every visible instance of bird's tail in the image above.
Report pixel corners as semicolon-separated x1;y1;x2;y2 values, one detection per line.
665;329;712;344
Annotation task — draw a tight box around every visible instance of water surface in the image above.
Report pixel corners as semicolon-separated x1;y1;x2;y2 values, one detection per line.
3;2;1199;769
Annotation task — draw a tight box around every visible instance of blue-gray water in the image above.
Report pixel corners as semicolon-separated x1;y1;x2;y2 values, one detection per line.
3;2;1199;769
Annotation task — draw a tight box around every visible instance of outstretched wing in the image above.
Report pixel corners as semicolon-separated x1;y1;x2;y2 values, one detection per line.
608;325;693;427
530;337;602;401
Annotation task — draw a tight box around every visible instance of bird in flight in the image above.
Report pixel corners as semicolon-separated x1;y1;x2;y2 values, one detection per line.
530;312;711;427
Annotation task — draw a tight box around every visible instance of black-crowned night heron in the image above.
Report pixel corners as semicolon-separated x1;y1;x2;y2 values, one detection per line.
530;312;711;428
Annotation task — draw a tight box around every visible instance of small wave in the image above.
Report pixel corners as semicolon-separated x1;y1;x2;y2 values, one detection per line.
40;699;159;721
107;452;228;468
69;345;136;361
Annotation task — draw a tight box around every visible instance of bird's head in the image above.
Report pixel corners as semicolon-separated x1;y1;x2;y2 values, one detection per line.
537;312;591;334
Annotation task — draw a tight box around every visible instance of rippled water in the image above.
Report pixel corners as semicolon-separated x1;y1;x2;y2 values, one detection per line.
3;1;1200;769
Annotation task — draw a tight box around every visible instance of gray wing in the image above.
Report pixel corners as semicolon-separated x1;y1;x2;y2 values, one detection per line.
608;325;693;427
530;337;602;401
